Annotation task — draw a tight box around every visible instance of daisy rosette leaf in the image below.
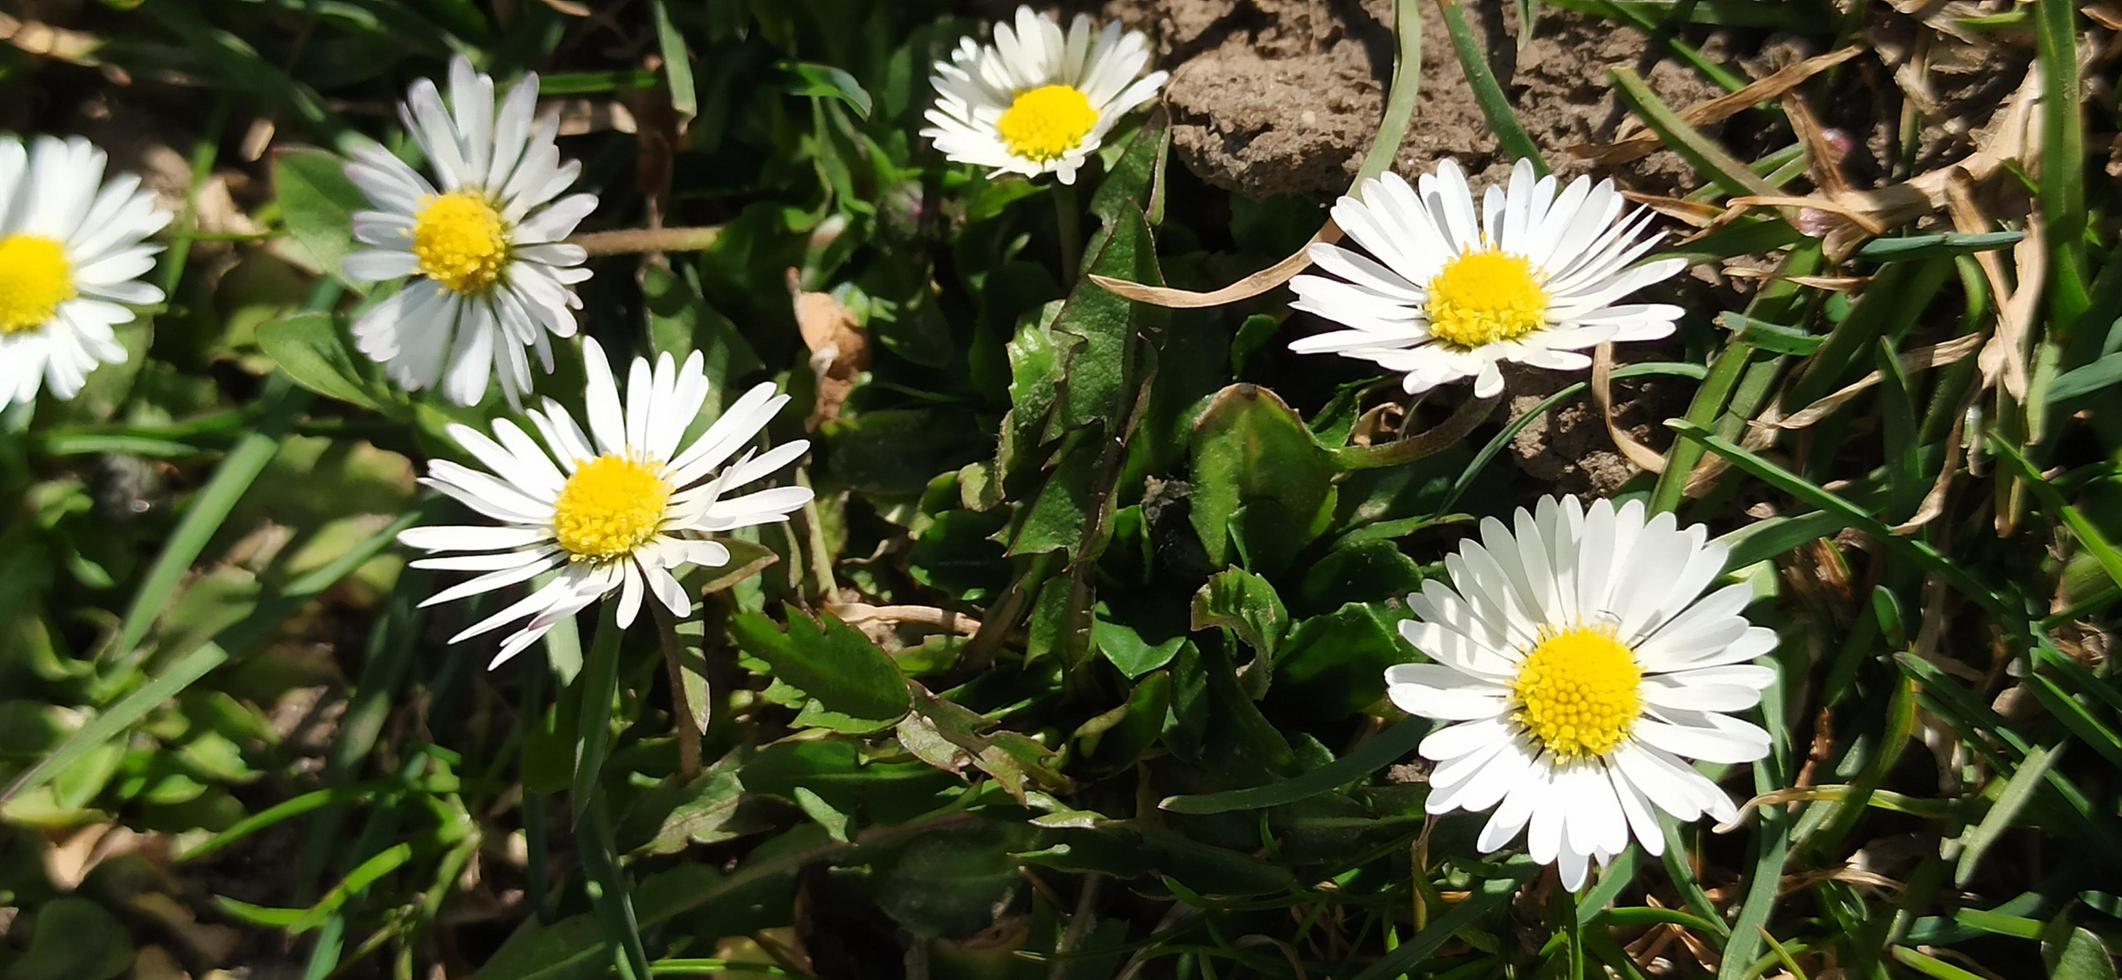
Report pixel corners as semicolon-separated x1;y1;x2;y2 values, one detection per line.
400;338;814;668
1386;495;1777;890
1289;159;1687;398
0;135;171;409
342;55;598;407
923;5;1168;185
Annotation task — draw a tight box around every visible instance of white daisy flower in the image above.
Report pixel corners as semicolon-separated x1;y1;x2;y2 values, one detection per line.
343;55;597;406
1289;159;1688;398
0;135;170;409
922;5;1167;185
1386;495;1777;891
400;338;814;667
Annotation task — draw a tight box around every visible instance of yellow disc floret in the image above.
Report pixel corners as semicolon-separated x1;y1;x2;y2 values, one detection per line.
1424;249;1549;350
411;192;510;295
0;234;76;334
996;84;1099;163
1512;625;1642;761
552;455;670;561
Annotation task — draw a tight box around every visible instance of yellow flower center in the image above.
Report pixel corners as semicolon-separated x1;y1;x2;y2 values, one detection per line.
551;455;671;561
411;192;510;295
996;84;1099;163
0;234;76;335
1511;625;1642;761
1425;249;1549;350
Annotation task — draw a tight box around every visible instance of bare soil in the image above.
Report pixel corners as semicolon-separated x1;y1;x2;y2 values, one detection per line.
1099;0;1742;199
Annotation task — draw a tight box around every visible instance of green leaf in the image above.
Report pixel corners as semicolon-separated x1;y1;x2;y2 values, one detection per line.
780;61;872;118
1187;384;1337;575
908;510;1009;602
1020;822;1297;897
1271;602;1412;721
872;823;1023;938
3;897;133;980
615;766;754;856
691;539;780;597
2048;351;2122;402
1191;567;1289;685
274;149;367;285
822;408;989;498
1089;110;1170;227
1719;311;1823;357
641;265;764;426
729;608;911;733
650;0;695;124
1090;612;1185;679
2043;915;2119;980
1051;209;1159;433
105;377;313;664
1160;718;1425;814
1297;540;1424;613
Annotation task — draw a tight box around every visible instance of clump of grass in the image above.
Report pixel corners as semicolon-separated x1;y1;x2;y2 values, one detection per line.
0;1;2116;978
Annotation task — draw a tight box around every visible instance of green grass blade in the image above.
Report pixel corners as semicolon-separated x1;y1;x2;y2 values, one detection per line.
1159;719;1425;813
1608;67;1775;198
104;374;311;663
1667;420;2009;619
1651;337;1753;513
1955;744;2059;887
3;506;419;805
1437;0;1546;175
1347;866;1533;980
1357;0;1424;183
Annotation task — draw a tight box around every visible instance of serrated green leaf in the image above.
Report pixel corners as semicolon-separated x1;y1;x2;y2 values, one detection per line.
729;608;910;733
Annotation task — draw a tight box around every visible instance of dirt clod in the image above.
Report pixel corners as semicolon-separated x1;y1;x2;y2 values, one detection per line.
1105;0;1730;200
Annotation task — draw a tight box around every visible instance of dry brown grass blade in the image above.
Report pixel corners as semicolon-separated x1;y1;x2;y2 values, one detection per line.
1592;344;1667;472
1891;405;1968;535
0;13;103;64
1723;195;1889;235
1571;47;1864;165
1945;175;2036;399
1623;191;1723;228
1813;68;2043;255
830;602;983;637
1775;334;1986;429
1722;268;1868;291
1780;92;1854;197
1090;221;1343;309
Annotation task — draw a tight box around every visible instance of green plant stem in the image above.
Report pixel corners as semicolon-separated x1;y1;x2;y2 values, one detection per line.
1054;181;1083;284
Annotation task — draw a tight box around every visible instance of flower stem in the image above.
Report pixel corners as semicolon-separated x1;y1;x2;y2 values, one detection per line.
1053;181;1083;283
652;603;703;782
567;225;724;257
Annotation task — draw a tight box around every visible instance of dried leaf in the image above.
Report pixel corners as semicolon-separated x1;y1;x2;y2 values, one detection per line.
1592;343;1666;472
788;269;869;430
1091;221;1341;309
1571;47;1863;165
1776;334;1986;429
